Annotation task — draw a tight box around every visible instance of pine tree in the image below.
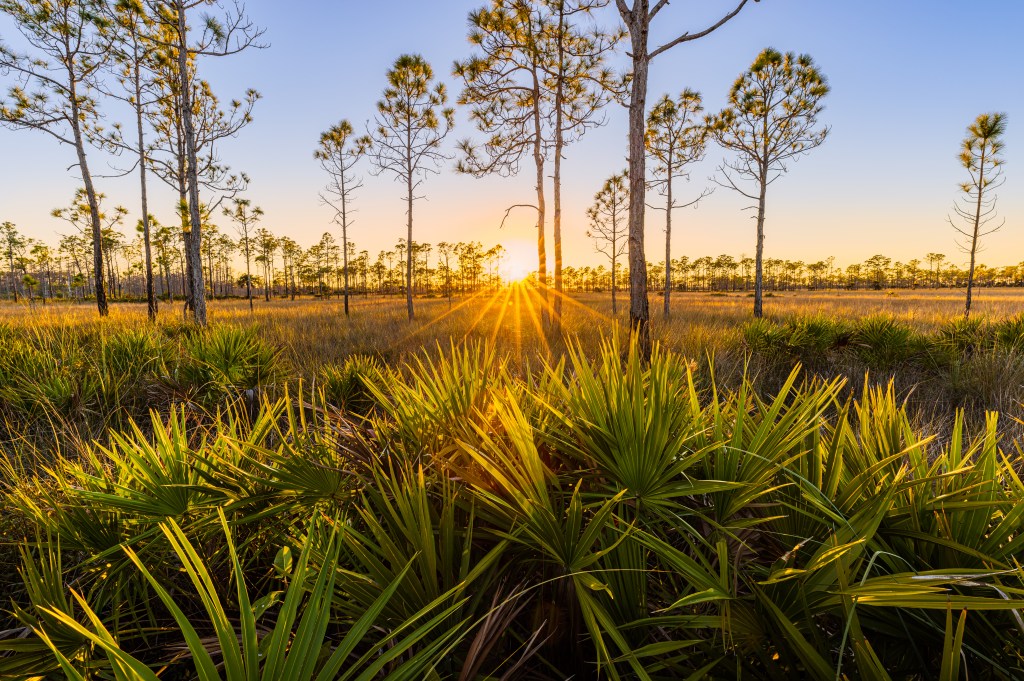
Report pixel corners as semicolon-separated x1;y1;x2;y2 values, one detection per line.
709;48;830;318
614;0;754;355
542;0;622;329
456;0;550;317
369;54;454;321
0;0;113;315
143;0;263;325
1;221;25;302
645;89;709;317
223;198;262;313
949;113;1007;319
316;120;369;317
586;171;629;314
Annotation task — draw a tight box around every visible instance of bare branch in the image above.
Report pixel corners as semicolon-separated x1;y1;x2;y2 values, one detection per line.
499;203;539;230
649;0;752;60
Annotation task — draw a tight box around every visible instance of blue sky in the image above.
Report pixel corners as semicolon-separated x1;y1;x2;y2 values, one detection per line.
2;0;1022;271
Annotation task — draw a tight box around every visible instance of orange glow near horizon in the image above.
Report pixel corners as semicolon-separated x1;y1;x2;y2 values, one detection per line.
501;239;540;283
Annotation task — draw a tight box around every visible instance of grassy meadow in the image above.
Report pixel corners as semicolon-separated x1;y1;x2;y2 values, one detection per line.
3;289;1024;678
5;287;1023;433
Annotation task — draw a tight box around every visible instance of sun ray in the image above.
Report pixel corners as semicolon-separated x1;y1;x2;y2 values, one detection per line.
489;284;520;346
517;283;553;358
487;286;515;348
385;288;492;351
463;289;507;339
546;285;617;324
513;285;523;362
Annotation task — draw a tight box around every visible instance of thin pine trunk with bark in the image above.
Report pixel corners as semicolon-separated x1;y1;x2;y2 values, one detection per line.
405;157;414;320
177;6;207;326
625;38;650;352
530;66;548;324
341;173;350;316
753;176;767;318
70;81;108;317
965;147;988;319
552;9;565;332
135;61;157;321
663;160;673;317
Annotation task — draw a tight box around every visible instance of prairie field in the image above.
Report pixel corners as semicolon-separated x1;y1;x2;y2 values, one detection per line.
5;287;1023;428
4;0;1023;672
3;289;1024;678
2;0;1021;672
6;286;1024;362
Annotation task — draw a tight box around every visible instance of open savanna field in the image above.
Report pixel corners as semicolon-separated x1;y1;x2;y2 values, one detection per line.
4;0;1023;671
5;286;1024;362
5;287;1024;425
4;288;1024;678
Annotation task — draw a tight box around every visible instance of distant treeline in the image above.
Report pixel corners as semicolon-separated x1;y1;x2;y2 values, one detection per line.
2;215;1019;305
565;253;1024;293
1;223;513;303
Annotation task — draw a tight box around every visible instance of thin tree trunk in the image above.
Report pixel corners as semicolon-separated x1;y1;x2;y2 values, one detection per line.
530;61;547;326
265;259;271;301
135;62;157;321
70;84;108;317
206;246;214;301
7;249;17;303
753;176;767;318
965;149;987;319
341;173;350;317
664;169;673;317
177;5;207;326
245;238;253;313
342;226;350;317
552;5;565;332
611;252;617;315
406;172;414;320
626;29;650;357
163;255;173;303
178;176;191;312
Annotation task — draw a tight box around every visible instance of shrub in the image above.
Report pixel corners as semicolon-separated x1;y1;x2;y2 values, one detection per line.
944;347;1024;412
168;325;282;402
851;315;922;370
0;338;84;417
741;317;788;354
933;315;988;357
785;314;850;360
93;328;162;413
318;354;383;415
992;314;1024;350
7;315;1024;677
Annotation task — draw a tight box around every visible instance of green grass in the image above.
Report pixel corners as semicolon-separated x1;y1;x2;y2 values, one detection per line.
4;290;1024;444
2;291;1024;677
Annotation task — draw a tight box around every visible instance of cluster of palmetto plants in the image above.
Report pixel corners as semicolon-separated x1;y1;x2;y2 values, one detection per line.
7;305;1024;442
0;321;282;445
742;314;1024;369
740;314;1024;418
2;333;1024;679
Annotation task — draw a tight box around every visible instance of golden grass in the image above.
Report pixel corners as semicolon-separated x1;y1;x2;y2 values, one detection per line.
3;287;1022;372
662;288;1024;326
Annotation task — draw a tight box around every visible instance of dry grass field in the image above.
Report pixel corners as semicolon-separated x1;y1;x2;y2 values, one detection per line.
4;286;1024;436
4;286;1022;363
7;286;1023;323
5;288;1024;678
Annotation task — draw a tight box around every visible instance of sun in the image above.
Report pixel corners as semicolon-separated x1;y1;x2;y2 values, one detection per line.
506;258;535;283
502;240;537;283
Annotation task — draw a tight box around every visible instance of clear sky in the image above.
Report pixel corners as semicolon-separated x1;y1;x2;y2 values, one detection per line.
2;0;1022;272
